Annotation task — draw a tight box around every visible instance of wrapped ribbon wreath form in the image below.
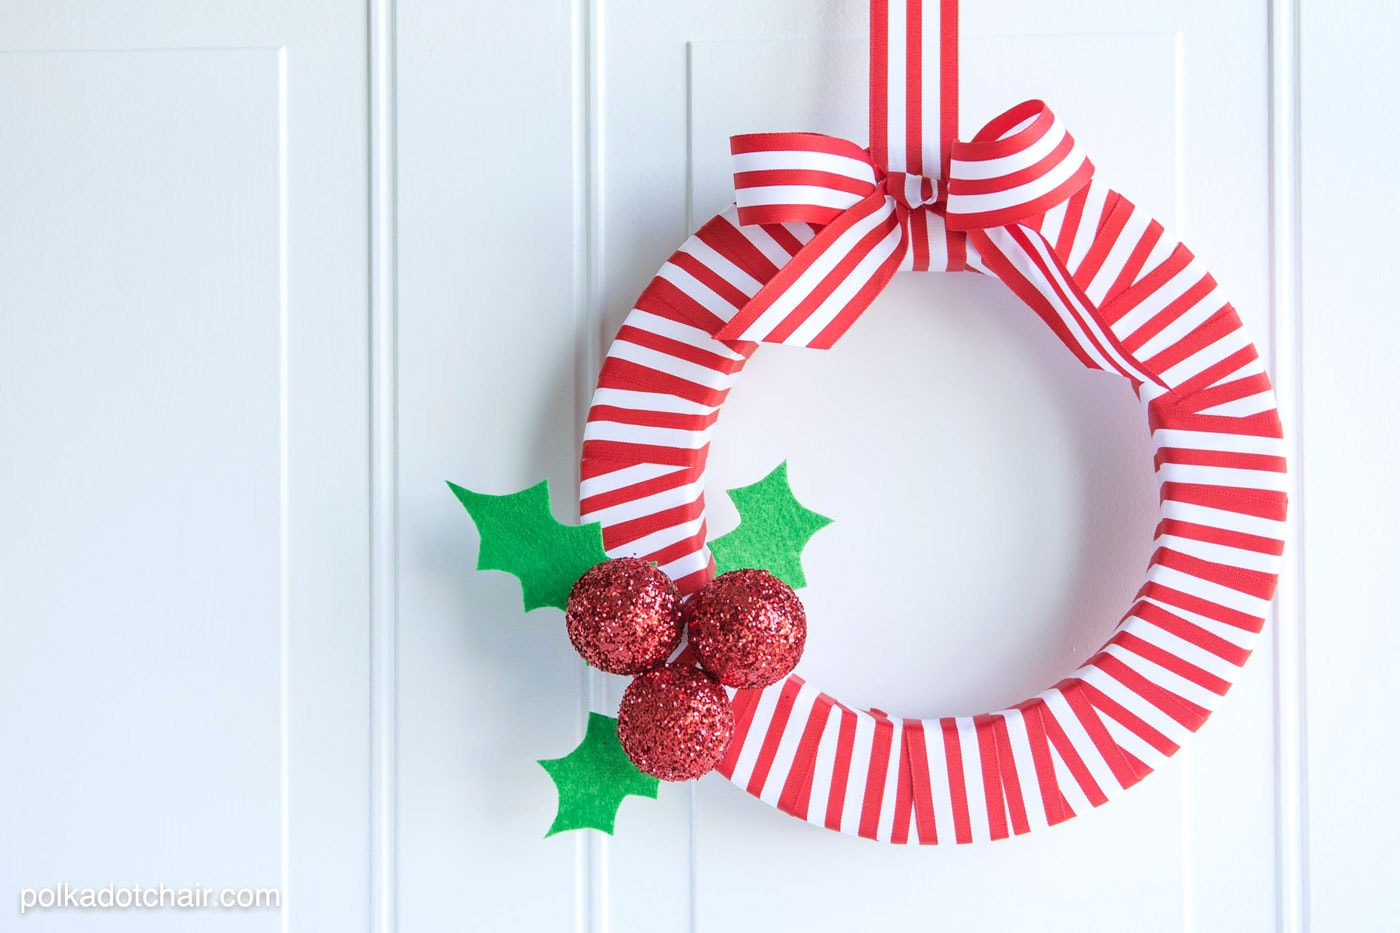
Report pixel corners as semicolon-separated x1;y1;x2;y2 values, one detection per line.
457;0;1287;844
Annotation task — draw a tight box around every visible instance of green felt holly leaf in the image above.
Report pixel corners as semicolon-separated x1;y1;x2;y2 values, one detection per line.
709;461;832;588
447;479;609;612
538;712;660;836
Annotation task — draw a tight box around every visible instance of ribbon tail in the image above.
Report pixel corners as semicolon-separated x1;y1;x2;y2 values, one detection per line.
714;193;909;349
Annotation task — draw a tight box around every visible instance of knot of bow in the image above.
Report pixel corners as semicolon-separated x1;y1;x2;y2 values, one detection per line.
713;102;1095;348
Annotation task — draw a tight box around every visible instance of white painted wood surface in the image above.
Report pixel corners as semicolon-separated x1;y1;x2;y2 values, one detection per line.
2;1;1395;931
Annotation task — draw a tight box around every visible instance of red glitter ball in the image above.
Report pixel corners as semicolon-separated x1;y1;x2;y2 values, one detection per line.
617;665;734;781
565;558;683;675
684;569;806;688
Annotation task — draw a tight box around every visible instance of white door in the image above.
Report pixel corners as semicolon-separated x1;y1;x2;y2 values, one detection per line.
4;1;1395;931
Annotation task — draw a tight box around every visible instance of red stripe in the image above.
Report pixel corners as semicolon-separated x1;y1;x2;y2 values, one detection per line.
890;734;916;844
905;0;924;175
1016;700;1071;824
869;0;889;170
941;718;974;844
1154;446;1287;474
939;0;959;181
903;719;939;844
1132;598;1251;666
859;711;896;839
745;678;803;796
1155;518;1285;558
1113;630;1230;695
776;694;833;818
1152;547;1278;601
991;715;1031;835
974;715;1009;840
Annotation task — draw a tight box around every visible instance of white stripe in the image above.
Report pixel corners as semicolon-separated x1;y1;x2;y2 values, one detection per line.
919;0;944;175
951;120;1068;181
1154;428;1286;457
1157;461;1288;492
839;713;877;835
657;548;710;582
1066;180;1111;274
732;149;876;182
924;721;958;844
956;717;992;843
678;239;762;299
1121;613;1244;681
1000;709;1049;832
1156;533;1283;574
1197;390;1278;417
804;706;842;825
875;722;904;842
579;462;684;499
1159;498;1287;539
607;340;738;392
884;0;908;174
1039;196;1069;247
1140;596;1261;653
581;418;712;451
737;184;864;213
1145;563;1270;619
758;683;820;804
1207;355;1267;387
1101;642;1224;712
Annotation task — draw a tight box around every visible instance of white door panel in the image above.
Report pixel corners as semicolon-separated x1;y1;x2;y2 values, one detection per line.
1;4;370;931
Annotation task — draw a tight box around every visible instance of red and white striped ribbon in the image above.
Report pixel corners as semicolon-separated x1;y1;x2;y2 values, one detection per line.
714;0;965;347
579;0;1285;843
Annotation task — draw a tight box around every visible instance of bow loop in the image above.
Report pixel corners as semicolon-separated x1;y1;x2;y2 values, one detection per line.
731;133;879;227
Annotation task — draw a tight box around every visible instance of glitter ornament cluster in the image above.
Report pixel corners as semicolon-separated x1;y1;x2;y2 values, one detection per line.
561;561;808;782
685;569;807;688
565;558;683;675
616;665;735;782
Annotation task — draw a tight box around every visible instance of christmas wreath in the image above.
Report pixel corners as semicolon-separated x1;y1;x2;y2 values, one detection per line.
450;0;1286;842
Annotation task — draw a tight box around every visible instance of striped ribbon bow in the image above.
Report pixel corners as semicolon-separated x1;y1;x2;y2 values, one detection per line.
713;0;1092;350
